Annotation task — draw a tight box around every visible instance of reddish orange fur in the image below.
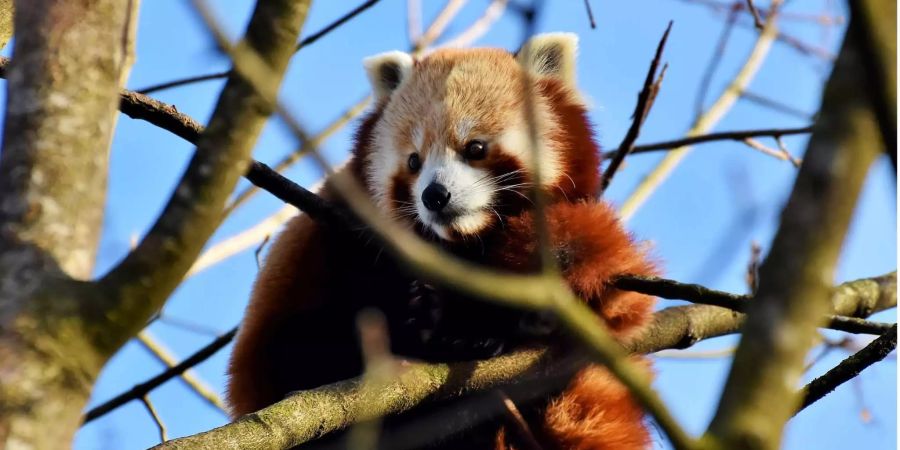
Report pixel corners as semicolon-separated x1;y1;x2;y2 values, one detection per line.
227;42;659;449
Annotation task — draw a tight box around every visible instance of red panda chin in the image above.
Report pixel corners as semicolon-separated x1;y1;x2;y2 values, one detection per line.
422;209;494;242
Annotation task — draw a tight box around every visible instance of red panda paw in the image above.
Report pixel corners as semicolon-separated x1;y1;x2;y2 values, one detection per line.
542;362;653;450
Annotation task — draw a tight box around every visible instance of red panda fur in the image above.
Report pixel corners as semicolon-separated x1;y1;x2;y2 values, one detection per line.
227;41;658;450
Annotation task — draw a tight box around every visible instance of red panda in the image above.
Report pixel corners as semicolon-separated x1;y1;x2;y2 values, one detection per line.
227;33;658;450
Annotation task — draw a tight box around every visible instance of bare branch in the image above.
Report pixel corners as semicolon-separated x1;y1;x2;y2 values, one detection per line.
796;325;897;414
141;395;169;443
620;11;779;221
187;204;297;277
414;0;469;51
599;125;814;158
440;0;509;48
136;331;228;415
583;0;597;29
745;0;764;29
136;0;382;95
694;3;740;118
82;328;238;424
740;90;813;120
599;21;671;193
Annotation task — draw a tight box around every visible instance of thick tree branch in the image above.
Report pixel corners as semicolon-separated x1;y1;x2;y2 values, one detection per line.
847;0;896;169
93;0;312;356
152;272;895;449
796;324;897;414
704;9;885;448
0;0;11;50
615;274;896;335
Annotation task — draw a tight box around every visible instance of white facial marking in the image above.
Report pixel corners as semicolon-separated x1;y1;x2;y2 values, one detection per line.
411;126;424;151
455;118;475;142
413;149;493;239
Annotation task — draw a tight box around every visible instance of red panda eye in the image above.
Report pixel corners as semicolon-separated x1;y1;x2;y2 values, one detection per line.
463;140;487;160
407;153;422;173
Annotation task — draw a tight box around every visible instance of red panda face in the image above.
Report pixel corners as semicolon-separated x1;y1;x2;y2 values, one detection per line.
358;34;599;241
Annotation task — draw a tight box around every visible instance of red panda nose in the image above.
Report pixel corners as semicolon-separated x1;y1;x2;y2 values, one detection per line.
422;182;451;212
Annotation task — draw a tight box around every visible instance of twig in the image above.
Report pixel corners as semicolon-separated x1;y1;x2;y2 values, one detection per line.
255;234;271;270
497;391;544;450
745;0;764;29
619;13;779;221
826;316;895;336
774;136;802;167
440;0;509;48
741;137;796;162
695;3;740;118
141;395;169;443
223;97;369;217
136;0;382;94
796;325;897;414
613;275;748;311
601;125;814;158
599;21;672;193
155;314;222;337
407;0;422;43
740;90;813;120
583;0;596;29
137;71;229;95
82;327;238;423
136;330;228;415
414;0;469;51
187;204;297;277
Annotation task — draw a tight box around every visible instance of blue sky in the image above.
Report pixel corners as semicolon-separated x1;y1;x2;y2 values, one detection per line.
3;1;893;449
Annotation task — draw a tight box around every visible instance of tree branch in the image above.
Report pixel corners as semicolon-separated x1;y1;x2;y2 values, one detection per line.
93;0;312;356
151;272;895;449
847;0;896;170
136;0;383;94
705;7;885;447
82;328;238;424
796;324;897;414
619;5;780;221
607;125;813;158
599;21;671;193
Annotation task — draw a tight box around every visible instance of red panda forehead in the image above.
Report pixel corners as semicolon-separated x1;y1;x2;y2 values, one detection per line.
387;51;527;138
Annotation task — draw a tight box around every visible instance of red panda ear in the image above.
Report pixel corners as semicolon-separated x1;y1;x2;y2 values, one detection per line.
516;33;579;89
363;51;414;101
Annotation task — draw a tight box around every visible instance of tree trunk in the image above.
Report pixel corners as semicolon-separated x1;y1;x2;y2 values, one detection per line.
0;0;137;447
